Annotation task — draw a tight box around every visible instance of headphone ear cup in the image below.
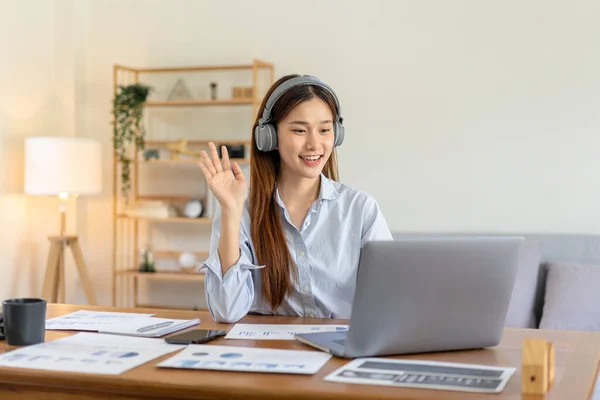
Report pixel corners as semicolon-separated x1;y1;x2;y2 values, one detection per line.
333;122;345;147
255;124;278;152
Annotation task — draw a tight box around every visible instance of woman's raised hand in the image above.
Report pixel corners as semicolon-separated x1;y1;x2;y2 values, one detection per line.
198;142;248;212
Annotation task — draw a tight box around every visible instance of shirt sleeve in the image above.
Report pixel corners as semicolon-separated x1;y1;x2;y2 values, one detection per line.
199;203;264;323
361;196;394;244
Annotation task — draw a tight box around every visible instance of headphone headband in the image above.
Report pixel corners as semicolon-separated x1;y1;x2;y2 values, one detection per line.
259;75;343;126
254;75;345;152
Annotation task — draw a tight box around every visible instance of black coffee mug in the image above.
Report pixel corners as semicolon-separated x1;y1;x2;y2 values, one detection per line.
2;298;47;346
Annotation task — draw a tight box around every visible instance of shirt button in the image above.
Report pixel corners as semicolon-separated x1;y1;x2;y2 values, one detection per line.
299;251;305;257
303;285;309;292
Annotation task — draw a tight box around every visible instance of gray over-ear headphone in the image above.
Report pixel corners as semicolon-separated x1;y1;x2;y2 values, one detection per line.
254;75;345;152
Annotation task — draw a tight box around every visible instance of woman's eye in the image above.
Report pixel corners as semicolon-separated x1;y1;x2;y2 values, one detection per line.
292;129;306;133
320;129;331;133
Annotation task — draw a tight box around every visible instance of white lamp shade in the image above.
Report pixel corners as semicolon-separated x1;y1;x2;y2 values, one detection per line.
25;137;102;196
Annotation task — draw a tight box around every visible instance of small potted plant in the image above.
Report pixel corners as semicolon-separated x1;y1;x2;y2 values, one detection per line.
112;83;152;201
139;247;155;273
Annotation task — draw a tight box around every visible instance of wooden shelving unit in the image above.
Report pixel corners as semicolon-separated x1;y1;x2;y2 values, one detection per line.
112;59;275;310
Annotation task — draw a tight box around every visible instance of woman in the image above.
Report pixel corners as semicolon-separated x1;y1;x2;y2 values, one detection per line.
198;74;392;323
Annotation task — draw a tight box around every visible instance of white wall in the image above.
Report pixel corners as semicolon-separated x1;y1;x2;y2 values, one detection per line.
2;0;600;305
80;0;600;235
0;0;81;301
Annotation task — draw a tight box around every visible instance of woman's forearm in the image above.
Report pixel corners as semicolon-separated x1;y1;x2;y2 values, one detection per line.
217;207;244;275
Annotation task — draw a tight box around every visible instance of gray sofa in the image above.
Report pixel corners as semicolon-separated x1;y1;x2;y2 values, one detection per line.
392;233;600;331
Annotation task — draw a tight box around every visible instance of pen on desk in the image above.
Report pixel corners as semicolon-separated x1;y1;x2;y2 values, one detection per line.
136;321;173;333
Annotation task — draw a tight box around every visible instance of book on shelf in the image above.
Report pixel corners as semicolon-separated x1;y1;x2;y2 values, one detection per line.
124;201;178;219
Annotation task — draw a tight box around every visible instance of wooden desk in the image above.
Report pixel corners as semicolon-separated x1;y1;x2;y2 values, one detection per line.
0;304;599;399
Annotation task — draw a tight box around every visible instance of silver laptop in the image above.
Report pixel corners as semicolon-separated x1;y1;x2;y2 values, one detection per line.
294;237;524;358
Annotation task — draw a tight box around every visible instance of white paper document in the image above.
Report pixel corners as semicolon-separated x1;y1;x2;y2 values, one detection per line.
45;310;199;338
0;332;185;375
45;310;155;331
225;323;348;340
324;358;516;393
98;317;201;338
157;344;332;374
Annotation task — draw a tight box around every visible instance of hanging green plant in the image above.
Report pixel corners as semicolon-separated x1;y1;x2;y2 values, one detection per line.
112;83;152;200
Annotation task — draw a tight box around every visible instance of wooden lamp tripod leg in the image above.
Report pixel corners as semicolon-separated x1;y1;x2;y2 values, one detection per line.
42;240;62;302
56;197;67;303
58;245;66;303
69;238;98;305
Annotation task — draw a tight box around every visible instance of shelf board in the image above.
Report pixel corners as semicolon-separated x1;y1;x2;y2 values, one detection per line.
135;303;207;311
145;139;251;147
136;195;205;202
117;270;206;281
140;158;250;165
137;64;263;73
117;60;274;74
153;250;209;259
117;215;213;224
145;99;252;107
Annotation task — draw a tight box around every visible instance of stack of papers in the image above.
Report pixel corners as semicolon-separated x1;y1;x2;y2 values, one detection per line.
45;310;154;331
45;310;200;338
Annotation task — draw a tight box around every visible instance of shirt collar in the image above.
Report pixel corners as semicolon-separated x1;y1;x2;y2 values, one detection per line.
275;173;341;208
319;173;341;201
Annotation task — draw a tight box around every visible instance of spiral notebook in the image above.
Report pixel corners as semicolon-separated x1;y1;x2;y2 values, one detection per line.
98;317;201;338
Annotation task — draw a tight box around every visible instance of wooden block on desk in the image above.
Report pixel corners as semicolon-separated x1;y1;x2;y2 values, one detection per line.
522;338;554;394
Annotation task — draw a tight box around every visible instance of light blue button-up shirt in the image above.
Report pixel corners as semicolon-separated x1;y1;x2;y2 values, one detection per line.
200;173;393;323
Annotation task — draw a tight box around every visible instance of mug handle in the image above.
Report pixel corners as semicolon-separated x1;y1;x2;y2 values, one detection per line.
0;312;4;340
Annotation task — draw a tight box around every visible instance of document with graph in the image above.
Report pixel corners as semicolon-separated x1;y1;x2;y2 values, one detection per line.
158;344;331;374
225;324;348;340
45;310;155;331
0;332;185;375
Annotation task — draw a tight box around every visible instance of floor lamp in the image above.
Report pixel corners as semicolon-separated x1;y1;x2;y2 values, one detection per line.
25;137;102;305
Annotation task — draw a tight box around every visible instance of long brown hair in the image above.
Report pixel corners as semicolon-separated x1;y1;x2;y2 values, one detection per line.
250;74;340;310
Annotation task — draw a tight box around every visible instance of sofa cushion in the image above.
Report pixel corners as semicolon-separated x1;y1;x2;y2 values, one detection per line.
504;241;542;329
539;261;600;331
